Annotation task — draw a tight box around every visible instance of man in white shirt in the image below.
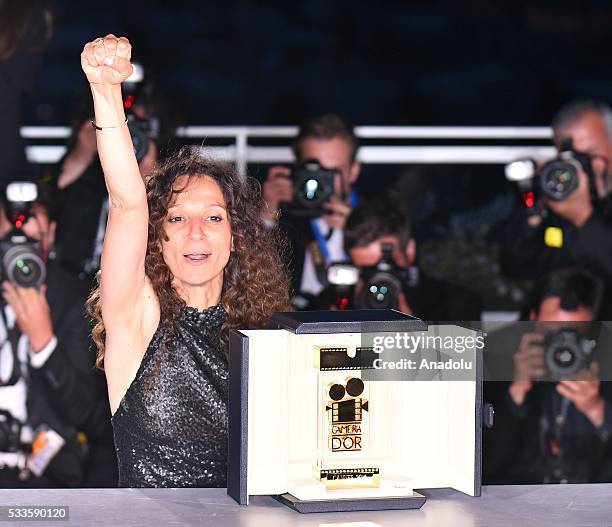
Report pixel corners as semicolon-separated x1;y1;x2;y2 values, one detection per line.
262;114;361;304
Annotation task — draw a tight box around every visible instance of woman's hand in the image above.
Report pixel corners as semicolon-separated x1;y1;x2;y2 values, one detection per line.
80;33;141;205
81;34;133;86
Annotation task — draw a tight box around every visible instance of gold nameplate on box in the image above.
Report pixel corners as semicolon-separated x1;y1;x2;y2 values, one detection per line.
314;467;381;490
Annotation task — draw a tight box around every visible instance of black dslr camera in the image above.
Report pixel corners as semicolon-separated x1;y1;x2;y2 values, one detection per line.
282;160;337;217
544;328;596;380
326;245;411;310
505;138;598;214
325;245;413;311
0;182;46;288
126;114;155;162
122;63;159;162
357;243;410;310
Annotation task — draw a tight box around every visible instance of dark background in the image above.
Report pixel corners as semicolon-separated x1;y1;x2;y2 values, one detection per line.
26;0;612;126
21;0;612;310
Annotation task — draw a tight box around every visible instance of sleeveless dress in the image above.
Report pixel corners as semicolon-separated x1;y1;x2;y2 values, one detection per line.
111;304;229;487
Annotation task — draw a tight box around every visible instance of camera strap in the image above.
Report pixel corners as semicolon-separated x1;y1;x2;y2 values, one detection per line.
545;392;571;481
552;394;570;439
0;306;24;387
309;219;332;263
309;219;332;287
307;192;358;289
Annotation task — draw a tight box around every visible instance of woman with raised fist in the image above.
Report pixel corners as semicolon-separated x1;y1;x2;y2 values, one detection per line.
82;35;290;488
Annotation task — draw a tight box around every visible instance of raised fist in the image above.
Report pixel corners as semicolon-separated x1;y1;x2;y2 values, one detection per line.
81;34;133;86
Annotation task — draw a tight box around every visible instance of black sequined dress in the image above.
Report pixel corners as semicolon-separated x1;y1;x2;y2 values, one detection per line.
111;305;229;488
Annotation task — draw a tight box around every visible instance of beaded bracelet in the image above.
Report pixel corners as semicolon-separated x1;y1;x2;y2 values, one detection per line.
91;117;128;131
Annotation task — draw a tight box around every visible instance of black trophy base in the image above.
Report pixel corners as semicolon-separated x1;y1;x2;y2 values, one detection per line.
275;492;427;513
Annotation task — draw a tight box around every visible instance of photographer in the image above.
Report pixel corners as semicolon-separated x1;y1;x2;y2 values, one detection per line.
0;181;116;487
54;68;159;280
262;114;361;304
501;99;612;285
484;268;612;484
317;199;481;321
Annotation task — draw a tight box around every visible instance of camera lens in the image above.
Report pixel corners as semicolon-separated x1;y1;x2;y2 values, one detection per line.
4;245;46;288
553;347;575;368
546;168;572;192
297;177;327;207
304;179;319;200
289;163;336;215
362;274;401;310
539;160;579;201
370;284;389;304
13;257;44;287
544;329;592;380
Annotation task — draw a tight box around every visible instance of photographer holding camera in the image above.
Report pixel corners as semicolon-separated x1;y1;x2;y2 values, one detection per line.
484;268;612;484
316;198;482;320
54;65;159;280
501;99;612;285
262;114;360;305
0;181;116;487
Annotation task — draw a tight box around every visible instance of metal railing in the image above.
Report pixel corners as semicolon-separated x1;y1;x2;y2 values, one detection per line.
22;125;557;176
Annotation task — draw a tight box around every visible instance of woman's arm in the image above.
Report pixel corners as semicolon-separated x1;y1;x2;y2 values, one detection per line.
81;35;149;327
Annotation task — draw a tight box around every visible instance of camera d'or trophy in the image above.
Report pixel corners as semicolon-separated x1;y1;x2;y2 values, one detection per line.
227;310;483;513
314;346;379;490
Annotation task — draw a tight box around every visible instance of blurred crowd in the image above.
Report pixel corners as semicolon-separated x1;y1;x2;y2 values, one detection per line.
2;0;612;489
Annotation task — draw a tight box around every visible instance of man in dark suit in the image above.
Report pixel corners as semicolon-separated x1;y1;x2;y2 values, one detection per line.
261;114;361;307
318;198;482;321
0;183;116;487
501;99;612;284
483;268;612;484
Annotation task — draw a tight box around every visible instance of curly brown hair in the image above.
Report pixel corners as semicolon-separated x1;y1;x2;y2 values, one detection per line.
88;147;292;368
